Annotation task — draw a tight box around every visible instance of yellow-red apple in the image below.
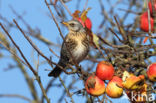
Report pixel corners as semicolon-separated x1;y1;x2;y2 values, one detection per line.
106;76;123;98
85;75;105;96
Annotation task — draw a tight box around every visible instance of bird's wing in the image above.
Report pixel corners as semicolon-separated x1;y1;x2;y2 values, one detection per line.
60;35;77;63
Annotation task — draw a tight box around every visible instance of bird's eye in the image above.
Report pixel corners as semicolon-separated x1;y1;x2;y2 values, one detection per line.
69;23;75;27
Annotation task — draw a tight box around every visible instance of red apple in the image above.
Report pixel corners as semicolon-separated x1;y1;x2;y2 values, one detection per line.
84;18;92;30
96;61;114;80
106;76;123;98
140;11;154;32
148;2;156;17
140;11;154;43
85;75;105;96
147;63;156;82
78;18;92;30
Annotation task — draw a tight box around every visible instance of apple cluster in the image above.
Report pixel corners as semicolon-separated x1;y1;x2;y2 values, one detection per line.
76;7;156;102
85;61;156;102
85;61;122;98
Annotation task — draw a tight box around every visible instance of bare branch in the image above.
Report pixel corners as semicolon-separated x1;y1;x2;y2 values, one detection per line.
0;94;31;102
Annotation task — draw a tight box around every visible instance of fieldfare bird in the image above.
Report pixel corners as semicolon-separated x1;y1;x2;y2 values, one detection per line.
48;20;90;77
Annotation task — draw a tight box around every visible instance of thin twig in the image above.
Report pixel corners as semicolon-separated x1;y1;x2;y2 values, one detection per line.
49;48;60;58
114;16;127;42
0;41;27;66
13;19;53;66
13;20;69;73
59;0;73;17
109;28;123;43
41;78;56;103
1;21;51;103
36;76;50;103
0;94;31;102
83;0;89;11
0;22;37;76
59;76;75;103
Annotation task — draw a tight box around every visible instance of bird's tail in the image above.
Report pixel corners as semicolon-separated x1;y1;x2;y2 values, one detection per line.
48;61;66;77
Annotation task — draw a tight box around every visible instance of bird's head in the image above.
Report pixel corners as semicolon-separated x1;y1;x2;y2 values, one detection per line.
62;20;84;32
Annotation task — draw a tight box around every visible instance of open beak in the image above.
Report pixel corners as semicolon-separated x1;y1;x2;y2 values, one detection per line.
62;21;69;26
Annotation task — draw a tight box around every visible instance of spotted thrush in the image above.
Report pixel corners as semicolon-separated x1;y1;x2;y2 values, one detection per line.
48;20;90;77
